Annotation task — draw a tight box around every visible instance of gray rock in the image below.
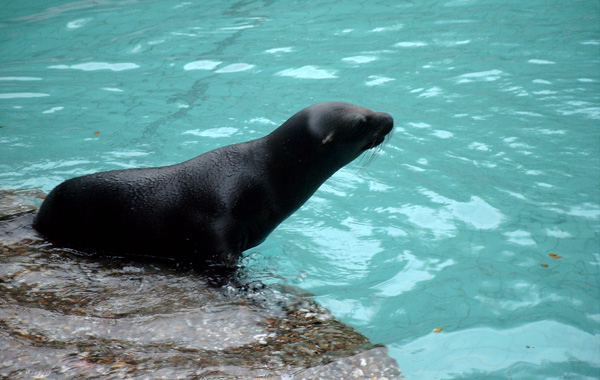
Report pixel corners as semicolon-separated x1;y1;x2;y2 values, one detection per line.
0;189;405;379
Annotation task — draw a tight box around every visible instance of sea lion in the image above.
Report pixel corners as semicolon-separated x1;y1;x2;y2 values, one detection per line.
33;102;393;268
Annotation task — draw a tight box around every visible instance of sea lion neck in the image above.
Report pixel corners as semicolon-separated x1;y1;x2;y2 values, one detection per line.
258;111;339;213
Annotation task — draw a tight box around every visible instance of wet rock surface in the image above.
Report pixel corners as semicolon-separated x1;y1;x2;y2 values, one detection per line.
0;189;405;379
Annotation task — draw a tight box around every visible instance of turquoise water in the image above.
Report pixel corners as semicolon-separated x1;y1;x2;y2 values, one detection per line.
1;1;599;379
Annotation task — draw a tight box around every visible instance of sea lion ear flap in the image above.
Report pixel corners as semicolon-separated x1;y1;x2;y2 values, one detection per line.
321;132;335;145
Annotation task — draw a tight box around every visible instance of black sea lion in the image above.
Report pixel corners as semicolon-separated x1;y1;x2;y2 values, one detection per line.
33;102;393;268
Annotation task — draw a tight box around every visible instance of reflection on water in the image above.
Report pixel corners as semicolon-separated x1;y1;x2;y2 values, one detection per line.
0;190;404;379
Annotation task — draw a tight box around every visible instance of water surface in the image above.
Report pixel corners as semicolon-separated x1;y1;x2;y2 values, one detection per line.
1;1;599;379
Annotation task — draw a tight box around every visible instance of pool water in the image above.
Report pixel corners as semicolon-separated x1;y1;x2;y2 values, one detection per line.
1;1;599;379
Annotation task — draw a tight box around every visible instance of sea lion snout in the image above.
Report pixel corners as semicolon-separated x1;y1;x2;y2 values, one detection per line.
363;111;393;150
373;111;394;134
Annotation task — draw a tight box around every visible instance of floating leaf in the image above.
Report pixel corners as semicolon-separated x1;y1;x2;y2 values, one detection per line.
541;264;548;268
548;253;562;259
94;131;100;136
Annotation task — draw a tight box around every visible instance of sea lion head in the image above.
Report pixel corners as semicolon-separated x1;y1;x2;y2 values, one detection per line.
305;102;394;162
